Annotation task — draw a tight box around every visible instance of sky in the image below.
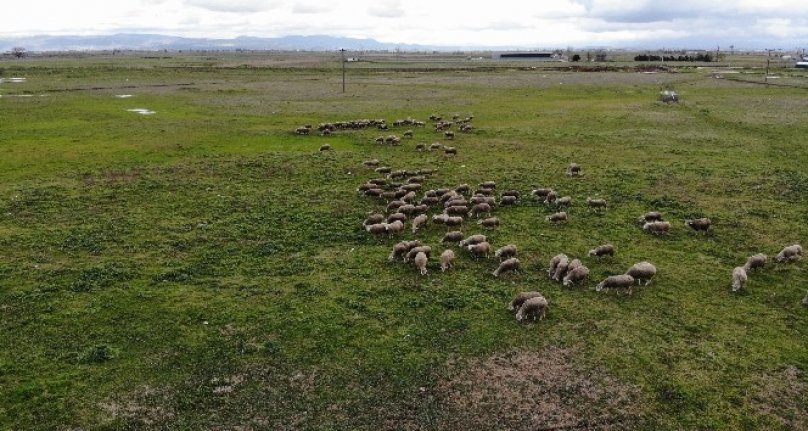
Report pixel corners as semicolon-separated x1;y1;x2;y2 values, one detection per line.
1;0;807;49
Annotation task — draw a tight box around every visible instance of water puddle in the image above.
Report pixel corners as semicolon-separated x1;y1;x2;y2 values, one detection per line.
127;108;156;115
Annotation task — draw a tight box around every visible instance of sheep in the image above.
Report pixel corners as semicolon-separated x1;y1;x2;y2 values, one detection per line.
444;131;455;140
552;256;572;281
375;166;392;174
479;181;497;189
547;253;568;277
467;241;491;259
386;200;405;213
731;266;747;292
625;261;657;285
544;191;558;204
455;184;471;194
365;223;388;235
362;159;380;166
643;221;671;235
413;204;429;215
440;249;456;272
638;211;663;224
401;191;417;203
478;217;500;228
403;130;413;138
405;246;432;262
420;196;440;207
387;213;408;224
493;258;520;277
775;244;803;263
459;234;487;247
385;220;405;234
445;205;469;216
389;240;422;261
563;265;590;287
502;190;520;198
566;163;581;176
407;176;425;184
500;195;518;206
468;203;492;218
439;190;459;202
445;198;468;209
363;188;384;197
595;274;636;294
685;218;712;233
531;188;553;198
363;213;386;227
555;196;572;207
411;214;429;233
401;183;422;192
474;188;495;196
415;143;426;151
588;244;615;257
320;129;332;137
495;244;518;260
432;213;448;225
444;146;457;155
442;231;464;244
429;142;442;151
445;216;464;227
508;291;544;311
368;178;388;186
803;291;808;307
546;212;568;223
587;198;607;208
515;296;549;322
295;126;311;135
743;253;767;271
374;136;385;144
414;252;428;275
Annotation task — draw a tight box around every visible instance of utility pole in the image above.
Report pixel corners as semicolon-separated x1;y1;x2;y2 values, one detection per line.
765;58;770;86
340;48;346;93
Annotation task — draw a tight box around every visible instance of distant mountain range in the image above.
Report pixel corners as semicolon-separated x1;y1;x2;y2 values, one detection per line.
0;34;451;52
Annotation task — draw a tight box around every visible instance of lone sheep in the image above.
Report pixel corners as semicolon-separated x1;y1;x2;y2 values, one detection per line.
515;296;549;322
625;261;657;285
440;249;456;272
493;258;520;277
731;266;747;292
546;212;568;223
595;274;636;294
775;244;803;263
587;198;607;208
685;218;712;233
744;253;767;271
566;163;581;176
588;244;615;257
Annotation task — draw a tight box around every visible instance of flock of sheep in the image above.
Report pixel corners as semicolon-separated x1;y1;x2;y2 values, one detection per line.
297;113;807;321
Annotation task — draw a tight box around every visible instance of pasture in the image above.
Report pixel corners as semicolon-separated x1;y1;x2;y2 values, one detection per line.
1;52;807;430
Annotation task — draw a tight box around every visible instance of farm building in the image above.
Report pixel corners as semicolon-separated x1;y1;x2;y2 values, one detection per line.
492;51;559;60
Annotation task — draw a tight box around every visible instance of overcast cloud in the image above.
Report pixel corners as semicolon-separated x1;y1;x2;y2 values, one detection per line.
1;0;806;48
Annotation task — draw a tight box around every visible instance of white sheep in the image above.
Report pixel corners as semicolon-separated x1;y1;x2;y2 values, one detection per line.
550;255;570;281
363;213;386;227
587;198;607;208
478;217;500;228
508;291;543;311
546;211;568;223
566;163;581;177
414;252;428;275
595;274;636;294
467;241;491;259
731;266;747;292
459;234;487;247
515;295;549;322
685;218;711;233
492;258;520;277
625;261;657;285
366;223;388;235
637;211;663;224
555;196;572;207
588;244;615;257
405;246;432;263
743;253;767;271
440;249;456;272
411;214;428;233
388;240;422;261
442;231;464;244
385;220;405;234
643;221;671;235
494;244;517;260
775;244;803;263
547;253;568;278
468;202;492;218
563;265;590;287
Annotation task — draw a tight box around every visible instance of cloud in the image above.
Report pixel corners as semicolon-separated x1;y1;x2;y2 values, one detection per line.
292;2;331;14
185;0;280;13
369;0;405;18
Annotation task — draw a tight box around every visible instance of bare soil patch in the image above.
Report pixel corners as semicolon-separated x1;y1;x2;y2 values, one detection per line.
751;366;808;430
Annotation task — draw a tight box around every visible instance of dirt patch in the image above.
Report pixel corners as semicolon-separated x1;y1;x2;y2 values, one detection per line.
98;385;175;426
751;366;808;430
434;346;644;430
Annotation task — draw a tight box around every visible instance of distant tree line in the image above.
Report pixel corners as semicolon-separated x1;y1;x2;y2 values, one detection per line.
634;53;713;62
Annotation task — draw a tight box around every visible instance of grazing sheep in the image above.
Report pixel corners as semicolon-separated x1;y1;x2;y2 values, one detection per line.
459;234;487;247
474;188;495;197
685;218;712;233
320;129;331;137
388;240;423;261
731;266;747;292
401;183;422;192
478;217;500;228
551;256;572;281
508;291;544;311
531;188;553;198
295;127;310;135
493;258;520;277
420;196;440;206
411;214;429;233
643;221;671;235
638;211;663;224
366;223;388;235
468;203;492;218
479;181;497;189
445;205;469;216
595;274;636;294
429;142;442;151
455;184;471;194
375;166;392;174
502;189;520;198
588;244;615;257
439;190;459;202
368;178;388;186
363;159;380;166
414;252;428;275
403;130;413;138
500;195;518;206
432;214;448;225
444;146;457;155
495;244;518;260
467;241;491;259
587;198;607;208
374;136;385;144
563;265;590;287
401;191;417;203
544;191;558;204
363;213;386;227
625;261;657;286
775;244;803;263
566;163;581;176
743;253;767;271
364;188;384;197
386;200;405;213
444;131;455;140
555;196;572;207
440;249;456;272
546;212;568;223
415;143;426;151
407;176;425;184
547;253;568;278
413;204;429;215
442;231;464;244
445;216;464;227
405;246;433;262
387;213;408;224
445;198;468;209
386;220;405;234
515;296;549;322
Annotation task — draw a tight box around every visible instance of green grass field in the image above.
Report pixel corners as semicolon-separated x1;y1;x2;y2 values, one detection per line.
1;53;807;430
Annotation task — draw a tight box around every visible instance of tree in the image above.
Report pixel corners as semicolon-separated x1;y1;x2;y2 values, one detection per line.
11;47;26;58
572;54;581;62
